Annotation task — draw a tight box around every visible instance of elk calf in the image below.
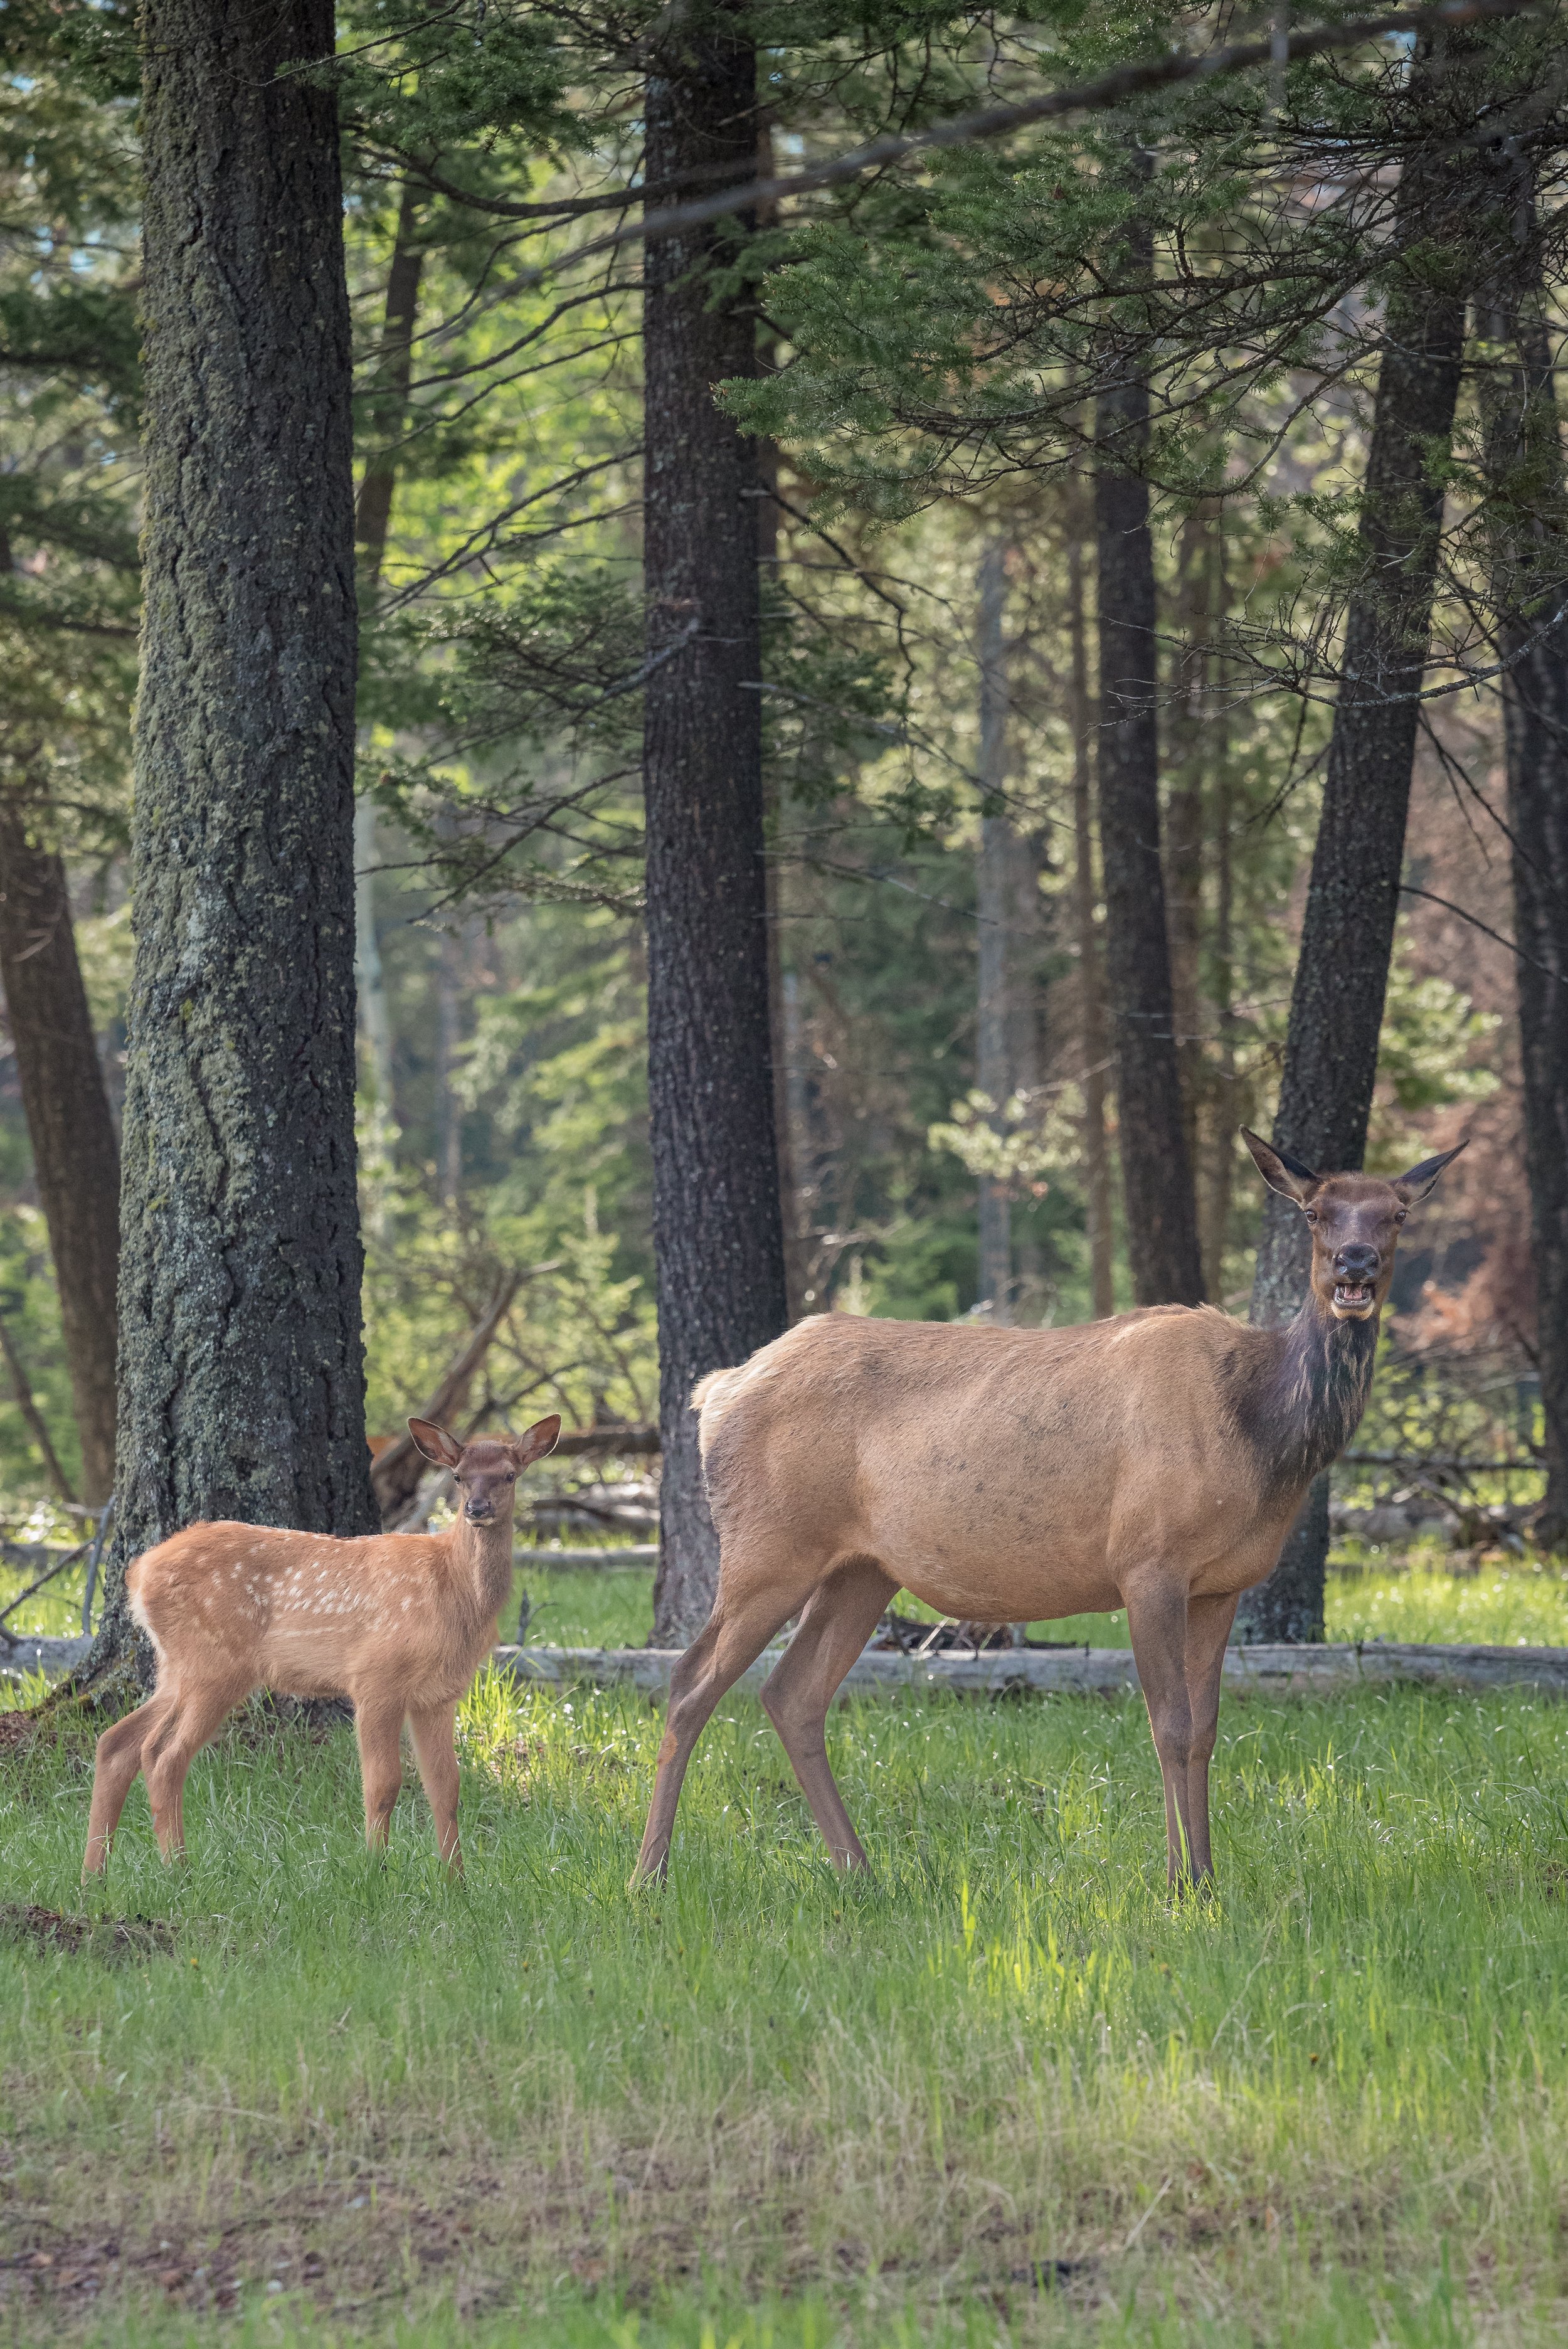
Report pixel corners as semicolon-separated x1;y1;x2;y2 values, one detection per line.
633;1134;1467;1891
83;1416;559;1878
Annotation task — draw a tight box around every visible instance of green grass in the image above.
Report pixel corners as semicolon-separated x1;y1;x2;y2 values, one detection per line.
8;1569;1568;2346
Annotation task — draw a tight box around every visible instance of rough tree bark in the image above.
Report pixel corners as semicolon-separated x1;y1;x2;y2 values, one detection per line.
644;6;788;1645
1067;534;1115;1318
1165;505;1215;1181
975;539;1014;1319
1200;529;1238;1299
1237;42;1473;1640
1093;187;1205;1308
0;795;120;1501
92;0;375;1680
353;181;426;1121
1476;212;1568;1546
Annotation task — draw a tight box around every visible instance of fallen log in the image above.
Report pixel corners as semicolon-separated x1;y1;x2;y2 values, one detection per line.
493;1640;1568;1700
13;1635;1568;1702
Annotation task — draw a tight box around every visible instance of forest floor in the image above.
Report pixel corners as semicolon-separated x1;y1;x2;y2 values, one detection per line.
4;1559;1568;2346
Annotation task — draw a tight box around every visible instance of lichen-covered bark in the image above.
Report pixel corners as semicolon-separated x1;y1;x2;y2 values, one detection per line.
95;0;374;1674
644;8;788;1645
0;794;120;1501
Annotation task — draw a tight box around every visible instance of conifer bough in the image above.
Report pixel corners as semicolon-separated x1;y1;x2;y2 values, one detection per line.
583;0;1547;267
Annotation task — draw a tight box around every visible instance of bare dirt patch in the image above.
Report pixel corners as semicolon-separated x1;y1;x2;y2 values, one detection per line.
0;1904;175;1961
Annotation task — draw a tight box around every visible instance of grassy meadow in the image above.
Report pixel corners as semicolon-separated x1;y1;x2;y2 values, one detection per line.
6;1554;1568;2344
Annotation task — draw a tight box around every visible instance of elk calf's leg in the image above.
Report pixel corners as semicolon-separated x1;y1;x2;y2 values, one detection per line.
1123;1576;1197;1887
633;1571;812;1885
83;1693;174;1877
1180;1590;1239;1883
356;1700;406;1851
759;1557;896;1870
142;1682;245;1863
408;1700;462;1872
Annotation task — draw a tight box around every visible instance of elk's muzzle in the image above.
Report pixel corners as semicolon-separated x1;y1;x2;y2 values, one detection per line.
1330;1243;1380;1319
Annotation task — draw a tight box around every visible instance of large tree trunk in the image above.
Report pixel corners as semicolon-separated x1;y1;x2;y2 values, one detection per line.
1067;536;1115;1318
1165;506;1214;1180
94;0;375;1678
353;183;426;1122
975;540;1014;1320
1093;212;1205;1308
0;796;120;1502
644;11;788;1645
1476;227;1568;1546
1237;48;1471;1640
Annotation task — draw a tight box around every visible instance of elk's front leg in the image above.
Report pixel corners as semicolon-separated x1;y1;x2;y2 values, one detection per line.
408;1701;462;1874
355;1700;406;1852
1123;1574;1196;1889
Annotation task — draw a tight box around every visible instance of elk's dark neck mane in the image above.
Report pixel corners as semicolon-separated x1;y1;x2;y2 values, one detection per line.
1225;1296;1380;1502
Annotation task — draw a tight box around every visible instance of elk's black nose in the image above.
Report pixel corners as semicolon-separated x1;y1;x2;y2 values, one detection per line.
1335;1242;1379;1281
465;1498;495;1523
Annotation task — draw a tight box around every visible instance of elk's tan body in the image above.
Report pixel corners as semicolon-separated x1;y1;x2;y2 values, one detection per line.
697;1308;1301;1625
83;1414;559;1877
634;1134;1468;1889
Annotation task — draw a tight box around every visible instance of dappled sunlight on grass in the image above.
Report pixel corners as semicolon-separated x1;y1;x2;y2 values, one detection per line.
1326;1556;1568;1646
6;1651;1568;2341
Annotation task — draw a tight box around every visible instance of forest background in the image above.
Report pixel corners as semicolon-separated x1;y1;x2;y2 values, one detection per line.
0;0;1555;1643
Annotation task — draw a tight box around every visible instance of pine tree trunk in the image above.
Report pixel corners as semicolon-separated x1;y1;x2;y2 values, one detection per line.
975;541;1013;1320
644;11;788;1645
95;0;374;1678
1165;506;1212;1179
353;181;425;1123
1237;50;1471;1640
0;795;120;1502
1068;535;1115;1318
1476;235;1568;1546
1094;299;1205;1308
1200;529;1237;1300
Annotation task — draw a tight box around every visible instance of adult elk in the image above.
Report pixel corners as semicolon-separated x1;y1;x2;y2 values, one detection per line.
83;1416;560;1877
634;1134;1466;1889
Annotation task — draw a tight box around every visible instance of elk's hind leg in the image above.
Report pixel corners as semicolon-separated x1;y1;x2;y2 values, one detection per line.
142;1679;250;1863
1123;1574;1198;1890
633;1559;821;1887
82;1691;175;1877
760;1556;896;1870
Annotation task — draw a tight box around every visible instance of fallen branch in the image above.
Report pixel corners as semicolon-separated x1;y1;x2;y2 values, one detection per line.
551;1426;660;1457
1342;1451;1542;1474
371;1273;521;1520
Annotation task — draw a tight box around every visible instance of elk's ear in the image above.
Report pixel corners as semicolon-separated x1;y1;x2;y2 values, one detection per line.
408;1418;464;1470
509;1414;561;1471
1241;1127;1321;1207
1392;1137;1468;1206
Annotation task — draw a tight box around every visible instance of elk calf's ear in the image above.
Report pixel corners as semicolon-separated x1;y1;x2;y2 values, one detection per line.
408;1418;465;1470
509;1415;562;1471
1393;1137;1469;1206
1241;1127;1321;1207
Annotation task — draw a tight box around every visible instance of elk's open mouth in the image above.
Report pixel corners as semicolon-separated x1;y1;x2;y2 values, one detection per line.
1332;1281;1374;1315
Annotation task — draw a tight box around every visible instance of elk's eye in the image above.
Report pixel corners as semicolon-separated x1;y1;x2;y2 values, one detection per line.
1303;1209;1317;1226
1395;1209;1407;1224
